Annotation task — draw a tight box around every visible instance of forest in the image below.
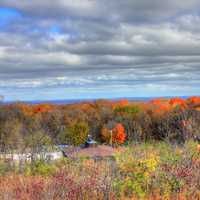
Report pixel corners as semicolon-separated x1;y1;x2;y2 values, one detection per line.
0;96;200;152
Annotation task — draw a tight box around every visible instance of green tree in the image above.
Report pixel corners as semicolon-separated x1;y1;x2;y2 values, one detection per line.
66;122;89;146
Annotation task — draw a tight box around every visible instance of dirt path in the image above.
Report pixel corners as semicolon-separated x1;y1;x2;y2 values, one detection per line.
65;145;118;158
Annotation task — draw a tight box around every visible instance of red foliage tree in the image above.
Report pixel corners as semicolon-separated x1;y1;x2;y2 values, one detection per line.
112;123;126;144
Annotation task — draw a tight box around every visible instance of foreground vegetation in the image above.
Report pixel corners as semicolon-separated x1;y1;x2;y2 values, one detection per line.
1;141;200;199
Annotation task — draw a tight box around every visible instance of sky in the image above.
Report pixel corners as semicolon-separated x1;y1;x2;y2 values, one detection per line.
0;0;200;101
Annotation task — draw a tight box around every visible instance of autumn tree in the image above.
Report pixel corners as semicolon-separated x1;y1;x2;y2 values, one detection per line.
41;110;64;143
24;130;52;162
101;125;111;143
66;121;89;146
101;122;126;145
187;96;200;104
112;123;126;144
0;118;24;152
112;99;129;109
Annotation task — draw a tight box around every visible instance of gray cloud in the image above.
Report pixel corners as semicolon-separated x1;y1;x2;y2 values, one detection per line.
1;0;200;22
0;0;200;100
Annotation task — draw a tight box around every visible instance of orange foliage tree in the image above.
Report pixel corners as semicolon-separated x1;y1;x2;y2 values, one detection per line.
148;98;171;115
187;96;200;104
15;103;33;116
149;98;163;105
169;97;185;106
112;99;129;109
169;97;187;110
32;104;55;114
155;104;171;114
148;97;188;115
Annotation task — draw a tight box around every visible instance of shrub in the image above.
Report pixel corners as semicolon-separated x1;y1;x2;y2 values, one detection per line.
114;146;159;198
0;160;9;175
30;160;57;176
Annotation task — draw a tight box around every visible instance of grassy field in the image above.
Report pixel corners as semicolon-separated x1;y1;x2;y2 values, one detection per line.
1;141;200;200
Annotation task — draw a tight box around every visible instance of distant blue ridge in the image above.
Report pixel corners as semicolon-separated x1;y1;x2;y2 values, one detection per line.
2;96;191;105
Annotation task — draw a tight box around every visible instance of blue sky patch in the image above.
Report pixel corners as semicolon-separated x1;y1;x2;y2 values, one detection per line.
0;7;21;27
49;25;62;34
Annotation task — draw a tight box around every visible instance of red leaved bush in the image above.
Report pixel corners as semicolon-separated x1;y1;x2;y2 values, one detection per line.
0;163;116;200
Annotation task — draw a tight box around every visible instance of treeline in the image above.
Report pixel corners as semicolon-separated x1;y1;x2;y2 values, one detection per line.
0;97;200;152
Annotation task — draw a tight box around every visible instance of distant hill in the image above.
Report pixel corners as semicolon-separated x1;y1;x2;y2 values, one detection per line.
4;96;191;105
